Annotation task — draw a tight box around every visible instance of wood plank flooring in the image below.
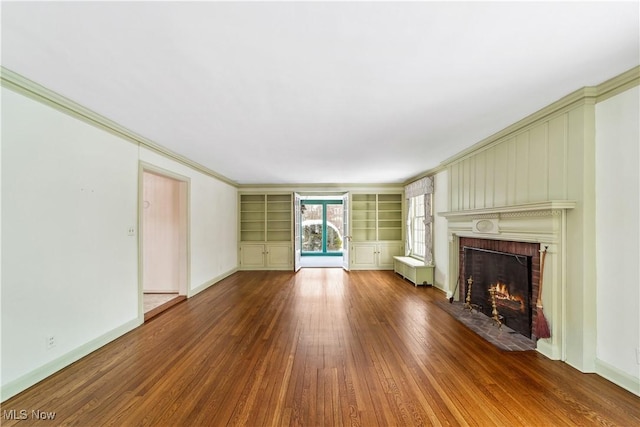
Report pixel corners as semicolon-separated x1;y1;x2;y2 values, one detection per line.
3;269;640;426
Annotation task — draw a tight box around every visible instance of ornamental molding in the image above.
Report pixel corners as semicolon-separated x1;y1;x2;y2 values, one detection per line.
439;201;576;220
472;219;499;234
500;209;561;218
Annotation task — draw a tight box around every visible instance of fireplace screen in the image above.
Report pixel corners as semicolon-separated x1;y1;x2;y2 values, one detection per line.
463;246;532;338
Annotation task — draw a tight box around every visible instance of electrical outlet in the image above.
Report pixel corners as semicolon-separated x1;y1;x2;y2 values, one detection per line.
636;348;640;365
128;227;135;236
46;335;56;350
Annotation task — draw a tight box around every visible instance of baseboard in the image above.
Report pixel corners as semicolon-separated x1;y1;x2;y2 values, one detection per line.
595;358;640;397
188;267;238;297
1;318;141;402
432;282;447;294
536;339;561;361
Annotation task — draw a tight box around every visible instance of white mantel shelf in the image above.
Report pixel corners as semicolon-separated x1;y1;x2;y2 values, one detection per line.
438;200;576;218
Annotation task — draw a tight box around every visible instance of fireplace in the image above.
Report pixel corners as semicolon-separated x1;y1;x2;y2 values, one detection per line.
463;245;533;337
441;201;575;359
459;238;540;339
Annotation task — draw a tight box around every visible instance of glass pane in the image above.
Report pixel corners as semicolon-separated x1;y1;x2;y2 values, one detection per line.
326;204;344;252
414;194;425;216
413;194;426;258
302;204;323;252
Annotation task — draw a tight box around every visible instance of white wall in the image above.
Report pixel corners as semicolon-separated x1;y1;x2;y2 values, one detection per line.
595;86;640;391
1;87;140;395
1;87;239;400
433;169;449;293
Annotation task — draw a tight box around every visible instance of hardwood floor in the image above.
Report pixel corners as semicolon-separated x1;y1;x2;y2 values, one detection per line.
3;270;639;426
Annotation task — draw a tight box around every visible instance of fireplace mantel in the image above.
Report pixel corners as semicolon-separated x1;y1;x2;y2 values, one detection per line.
439;200;576;219
439;200;576;360
439;200;576;244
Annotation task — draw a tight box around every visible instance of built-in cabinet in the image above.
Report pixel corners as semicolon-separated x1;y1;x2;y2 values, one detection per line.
239;193;293;270
350;193;404;270
351;242;404;269
239;242;292;269
238;191;404;271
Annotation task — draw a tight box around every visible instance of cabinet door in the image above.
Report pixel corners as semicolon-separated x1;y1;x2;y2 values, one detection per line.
351;243;377;269
378;243;404;269
240;244;265;269
266;243;292;269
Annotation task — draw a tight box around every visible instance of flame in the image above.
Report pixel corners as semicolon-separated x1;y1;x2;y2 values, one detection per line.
492;282;525;312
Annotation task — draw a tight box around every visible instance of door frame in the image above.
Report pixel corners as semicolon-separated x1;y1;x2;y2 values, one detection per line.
294;193;302;272
294;192;349;270
138;162;191;322
342;192;350;271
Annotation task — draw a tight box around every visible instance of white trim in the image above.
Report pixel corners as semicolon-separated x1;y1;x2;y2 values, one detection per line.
0;319;141;402
188;268;238;298
595;359;640;397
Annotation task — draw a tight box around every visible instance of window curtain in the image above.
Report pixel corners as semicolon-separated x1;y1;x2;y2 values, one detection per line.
404;176;434;264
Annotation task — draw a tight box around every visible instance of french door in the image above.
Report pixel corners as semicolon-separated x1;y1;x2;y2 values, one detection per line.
342;192;350;271
294;193;302;272
301;200;344;256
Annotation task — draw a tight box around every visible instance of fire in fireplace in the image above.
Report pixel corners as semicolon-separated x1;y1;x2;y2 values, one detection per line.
463;246;533;338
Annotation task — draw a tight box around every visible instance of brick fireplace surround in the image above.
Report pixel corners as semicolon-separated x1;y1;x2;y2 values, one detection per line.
441;201;576;360
458;238;540;339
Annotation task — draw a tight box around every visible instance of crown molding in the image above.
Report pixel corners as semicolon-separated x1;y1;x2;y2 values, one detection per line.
403;164;447;186
596;65;640;103
4;64;636;190
0;67;238;188
237;182;404;192
440;66;639;168
440;87;598;167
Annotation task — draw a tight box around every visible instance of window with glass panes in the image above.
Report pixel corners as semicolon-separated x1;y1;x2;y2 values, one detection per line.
412;194;425;258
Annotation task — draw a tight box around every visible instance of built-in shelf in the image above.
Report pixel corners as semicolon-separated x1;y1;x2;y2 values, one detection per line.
351;193;403;242
239;193;293;271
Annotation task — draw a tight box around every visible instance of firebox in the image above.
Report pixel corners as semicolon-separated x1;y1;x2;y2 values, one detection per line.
463;246;533;338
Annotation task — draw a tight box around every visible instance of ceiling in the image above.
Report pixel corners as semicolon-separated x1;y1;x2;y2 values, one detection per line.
2;1;639;185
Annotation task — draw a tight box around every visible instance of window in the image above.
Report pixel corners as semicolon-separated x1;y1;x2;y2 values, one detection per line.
411;194;425;258
404;176;434;264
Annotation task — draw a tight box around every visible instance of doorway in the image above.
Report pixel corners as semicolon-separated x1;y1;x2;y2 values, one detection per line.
299;196;346;268
140;166;189;321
